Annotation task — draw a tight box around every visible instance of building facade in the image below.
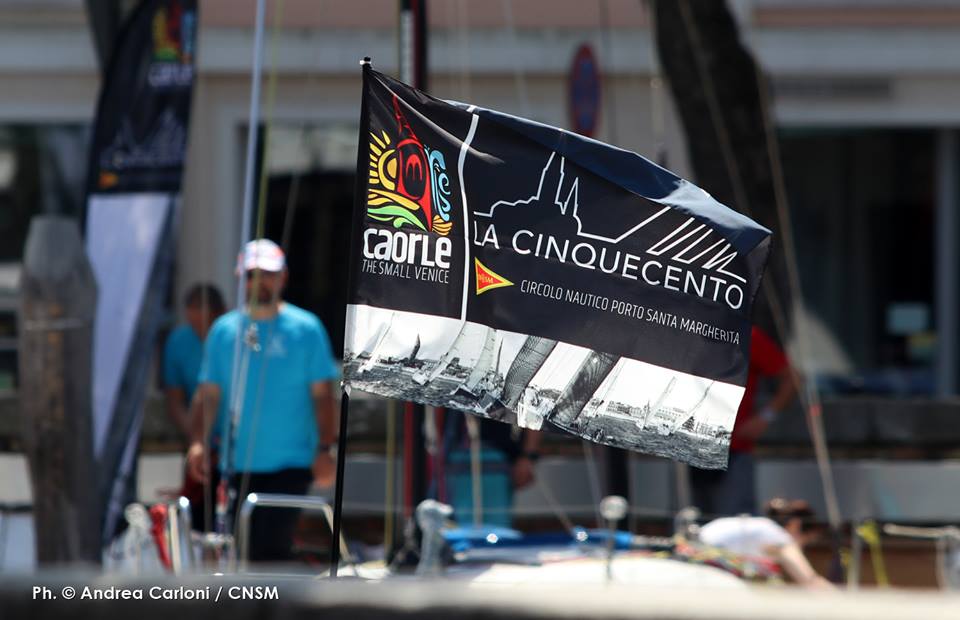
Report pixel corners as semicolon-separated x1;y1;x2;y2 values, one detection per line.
1;0;959;397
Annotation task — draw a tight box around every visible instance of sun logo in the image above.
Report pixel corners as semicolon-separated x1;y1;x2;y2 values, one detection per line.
367;131;430;232
366;98;455;236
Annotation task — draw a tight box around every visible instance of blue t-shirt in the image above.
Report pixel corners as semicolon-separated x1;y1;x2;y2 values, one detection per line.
162;324;204;403
199;304;339;473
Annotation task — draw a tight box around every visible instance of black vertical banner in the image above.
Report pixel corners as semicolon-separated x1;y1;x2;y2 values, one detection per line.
85;0;197;197
84;0;198;542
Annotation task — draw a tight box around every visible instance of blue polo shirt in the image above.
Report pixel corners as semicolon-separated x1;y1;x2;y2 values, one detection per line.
199;303;339;473
163;324;204;403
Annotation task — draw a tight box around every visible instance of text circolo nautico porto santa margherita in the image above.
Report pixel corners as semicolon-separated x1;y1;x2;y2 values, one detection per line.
520;279;740;345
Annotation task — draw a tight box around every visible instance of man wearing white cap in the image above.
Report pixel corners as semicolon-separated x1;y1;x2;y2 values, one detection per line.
185;239;339;562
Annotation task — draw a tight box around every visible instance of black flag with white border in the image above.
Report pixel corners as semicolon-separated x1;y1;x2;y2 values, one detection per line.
344;66;770;469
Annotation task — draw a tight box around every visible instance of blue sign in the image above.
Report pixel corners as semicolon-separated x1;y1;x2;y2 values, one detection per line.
569;43;601;137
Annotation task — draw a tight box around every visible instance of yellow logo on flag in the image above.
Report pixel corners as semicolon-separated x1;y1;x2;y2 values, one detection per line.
475;258;513;295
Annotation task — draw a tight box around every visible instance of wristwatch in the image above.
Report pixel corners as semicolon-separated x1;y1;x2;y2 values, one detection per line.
319;440;339;455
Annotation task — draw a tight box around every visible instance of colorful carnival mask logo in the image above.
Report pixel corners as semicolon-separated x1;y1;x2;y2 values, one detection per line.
367;96;455;236
153;1;195;64
148;2;195;89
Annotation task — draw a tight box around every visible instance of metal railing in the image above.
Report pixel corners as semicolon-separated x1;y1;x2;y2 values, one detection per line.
236;493;353;573
883;523;960;590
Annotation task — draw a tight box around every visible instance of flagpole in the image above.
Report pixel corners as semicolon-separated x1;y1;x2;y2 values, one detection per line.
398;0;430;545
329;390;351;576
330;56;373;577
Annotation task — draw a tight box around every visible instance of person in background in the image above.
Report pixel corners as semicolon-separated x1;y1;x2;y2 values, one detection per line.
162;283;226;442
699;498;833;589
442;415;542;528
185;239;339;562
690;325;796;516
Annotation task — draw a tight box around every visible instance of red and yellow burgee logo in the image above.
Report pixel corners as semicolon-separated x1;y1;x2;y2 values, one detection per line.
475;258;513;295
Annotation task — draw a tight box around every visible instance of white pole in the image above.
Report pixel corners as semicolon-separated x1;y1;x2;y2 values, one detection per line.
235;0;267;308
220;0;267;537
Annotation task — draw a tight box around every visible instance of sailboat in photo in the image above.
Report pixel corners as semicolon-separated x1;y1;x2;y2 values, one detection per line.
579;361;625;424
412;322;482;386
547;351;620;431
667;381;715;436
454;336;501;399
633;376;676;432
357;314;394;375
402;334;422;368
479;335;557;415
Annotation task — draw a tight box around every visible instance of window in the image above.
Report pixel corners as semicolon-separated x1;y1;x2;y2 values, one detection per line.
0;124;89;391
243;123;358;357
780;128;936;395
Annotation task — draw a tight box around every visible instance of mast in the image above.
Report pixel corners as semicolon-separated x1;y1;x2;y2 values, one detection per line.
637;375;676;431
406;334;421;364
417;320;471;384
399;0;429;533
668;380;714;435
358;318;394;373
464;329;496;390
589;360;624;419
219;0;266;538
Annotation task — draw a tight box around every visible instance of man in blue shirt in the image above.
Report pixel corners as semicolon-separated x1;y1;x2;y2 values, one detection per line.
162;283;225;442
185;239;339;562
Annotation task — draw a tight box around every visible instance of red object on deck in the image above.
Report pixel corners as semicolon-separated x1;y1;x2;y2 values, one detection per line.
148;504;172;571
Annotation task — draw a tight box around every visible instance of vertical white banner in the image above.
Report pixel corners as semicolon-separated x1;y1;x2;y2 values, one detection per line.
86;192;170;458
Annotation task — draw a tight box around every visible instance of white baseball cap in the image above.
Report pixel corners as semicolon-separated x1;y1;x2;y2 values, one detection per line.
237;239;286;274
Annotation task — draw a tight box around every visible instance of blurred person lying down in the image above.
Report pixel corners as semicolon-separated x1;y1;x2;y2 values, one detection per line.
699;498;834;589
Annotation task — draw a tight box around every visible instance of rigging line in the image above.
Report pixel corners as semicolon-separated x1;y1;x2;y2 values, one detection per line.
229;0;287;535
533;476;577;536
673;10;792;393
244;0;286;325
232;151;301;538
221;0;266;537
753;69;817;400
674;0;795;345
500;0;531;119
643;0;667;163
675;0;751;221
674;1;791;351
644;0;678;531
582;441;604;527
675;0;842;533
755;62;841;533
598;0;618;142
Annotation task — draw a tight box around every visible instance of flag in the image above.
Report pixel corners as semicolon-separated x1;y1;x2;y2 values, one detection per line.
84;0;198;541
343;65;771;469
